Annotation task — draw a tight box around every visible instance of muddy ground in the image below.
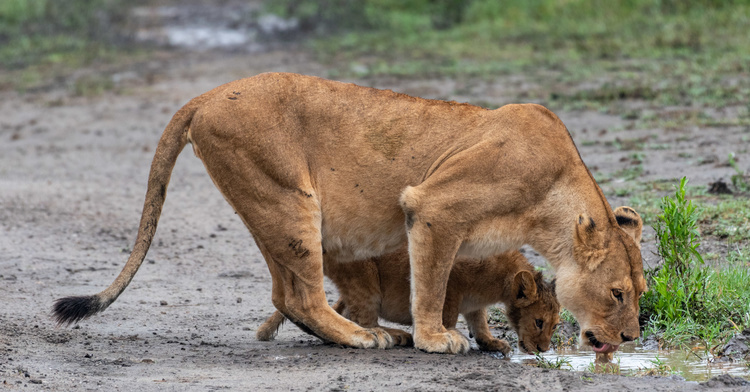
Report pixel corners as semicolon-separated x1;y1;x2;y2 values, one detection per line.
1;44;749;391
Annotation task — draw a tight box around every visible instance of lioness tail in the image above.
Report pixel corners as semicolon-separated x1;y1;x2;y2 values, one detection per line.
52;101;200;325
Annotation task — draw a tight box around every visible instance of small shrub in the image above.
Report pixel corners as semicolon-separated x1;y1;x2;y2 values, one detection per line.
641;177;750;346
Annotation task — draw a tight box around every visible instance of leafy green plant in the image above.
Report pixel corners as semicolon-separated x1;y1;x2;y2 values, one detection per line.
654;177;705;275
641;177;709;340
641;177;750;346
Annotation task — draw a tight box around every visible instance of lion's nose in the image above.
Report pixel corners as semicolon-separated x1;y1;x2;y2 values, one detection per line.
620;332;634;342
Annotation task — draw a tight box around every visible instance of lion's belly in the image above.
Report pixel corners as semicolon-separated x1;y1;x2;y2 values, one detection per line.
320;203;407;262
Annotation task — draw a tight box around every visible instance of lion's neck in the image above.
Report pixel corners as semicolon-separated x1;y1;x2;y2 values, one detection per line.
529;176;613;271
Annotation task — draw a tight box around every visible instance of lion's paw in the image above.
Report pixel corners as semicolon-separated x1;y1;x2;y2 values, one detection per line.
477;337;511;356
351;327;394;349
382;327;413;346
415;328;470;354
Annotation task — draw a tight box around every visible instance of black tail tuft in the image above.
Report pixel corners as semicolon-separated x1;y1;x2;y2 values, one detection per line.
52;295;102;326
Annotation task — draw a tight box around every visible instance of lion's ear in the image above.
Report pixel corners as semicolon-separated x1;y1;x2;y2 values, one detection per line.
573;214;607;271
513;270;538;304
614;206;643;248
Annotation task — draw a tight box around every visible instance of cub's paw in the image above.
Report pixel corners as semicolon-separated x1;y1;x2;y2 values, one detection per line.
477;337;511;356
256;311;286;341
382;327;413;347
351;327;394;349
415;328;469;354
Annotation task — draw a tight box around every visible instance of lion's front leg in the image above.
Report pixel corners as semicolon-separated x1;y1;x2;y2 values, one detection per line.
402;189;468;354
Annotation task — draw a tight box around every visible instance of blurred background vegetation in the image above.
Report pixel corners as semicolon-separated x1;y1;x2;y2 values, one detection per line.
0;0;140;69
2;0;749;107
3;0;749;73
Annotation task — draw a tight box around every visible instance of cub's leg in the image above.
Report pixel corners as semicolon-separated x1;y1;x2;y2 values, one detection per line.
256;299;346;342
325;259;413;346
256;310;286;341
332;298;346;315
464;308;511;355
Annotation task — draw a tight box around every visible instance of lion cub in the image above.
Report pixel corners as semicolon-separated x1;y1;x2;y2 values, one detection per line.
258;248;560;355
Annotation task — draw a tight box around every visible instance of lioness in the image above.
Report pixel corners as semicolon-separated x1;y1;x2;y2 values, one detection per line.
53;72;646;354
257;248;561;356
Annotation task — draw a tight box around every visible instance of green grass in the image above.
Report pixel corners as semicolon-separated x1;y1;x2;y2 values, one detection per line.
729;153;750;192
700;199;750;243
0;0;143;90
632;356;678;377
487;306;508;324
534;353;572;370
640;178;750;348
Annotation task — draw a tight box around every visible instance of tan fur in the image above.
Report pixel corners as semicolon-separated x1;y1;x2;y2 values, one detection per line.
258;249;560;356
53;73;646;354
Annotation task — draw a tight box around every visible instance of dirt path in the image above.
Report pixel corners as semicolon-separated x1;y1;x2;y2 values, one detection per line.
1;50;748;391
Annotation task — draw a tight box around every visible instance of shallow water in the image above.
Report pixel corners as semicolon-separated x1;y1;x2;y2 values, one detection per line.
506;344;750;381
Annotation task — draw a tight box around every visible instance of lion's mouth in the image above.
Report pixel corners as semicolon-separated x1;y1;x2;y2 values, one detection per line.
585;331;619;354
519;340;530;354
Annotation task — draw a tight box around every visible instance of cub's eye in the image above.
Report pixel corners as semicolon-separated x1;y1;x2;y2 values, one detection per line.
535;319;544;329
612;289;623;303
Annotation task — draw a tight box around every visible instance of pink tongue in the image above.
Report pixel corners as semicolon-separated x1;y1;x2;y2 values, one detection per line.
593;343;620;354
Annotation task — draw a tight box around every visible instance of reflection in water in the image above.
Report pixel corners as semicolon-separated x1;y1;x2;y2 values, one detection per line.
501;344;750;381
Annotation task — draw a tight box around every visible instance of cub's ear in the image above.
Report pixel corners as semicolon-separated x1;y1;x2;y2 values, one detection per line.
614;206;643;248
573;214;607;271
513;270;538;304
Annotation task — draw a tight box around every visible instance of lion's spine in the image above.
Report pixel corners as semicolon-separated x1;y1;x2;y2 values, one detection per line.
52;100;201;326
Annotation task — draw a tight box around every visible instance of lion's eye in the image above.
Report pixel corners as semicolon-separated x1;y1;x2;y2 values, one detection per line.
535;319;544;329
612;289;624;303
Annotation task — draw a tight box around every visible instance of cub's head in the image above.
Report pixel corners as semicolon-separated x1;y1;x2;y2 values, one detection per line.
506;270;560;353
556;206;646;354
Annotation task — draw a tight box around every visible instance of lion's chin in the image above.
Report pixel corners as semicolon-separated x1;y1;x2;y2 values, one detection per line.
584;330;620;354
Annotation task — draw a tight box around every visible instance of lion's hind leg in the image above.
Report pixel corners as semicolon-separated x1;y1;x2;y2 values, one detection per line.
192;127;392;349
246;203;394;348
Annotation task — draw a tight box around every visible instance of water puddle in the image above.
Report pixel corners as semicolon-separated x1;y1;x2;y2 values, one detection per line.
128;5;299;52
506;345;750;381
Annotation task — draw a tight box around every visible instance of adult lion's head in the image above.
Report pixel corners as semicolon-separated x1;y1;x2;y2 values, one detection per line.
555;206;646;354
